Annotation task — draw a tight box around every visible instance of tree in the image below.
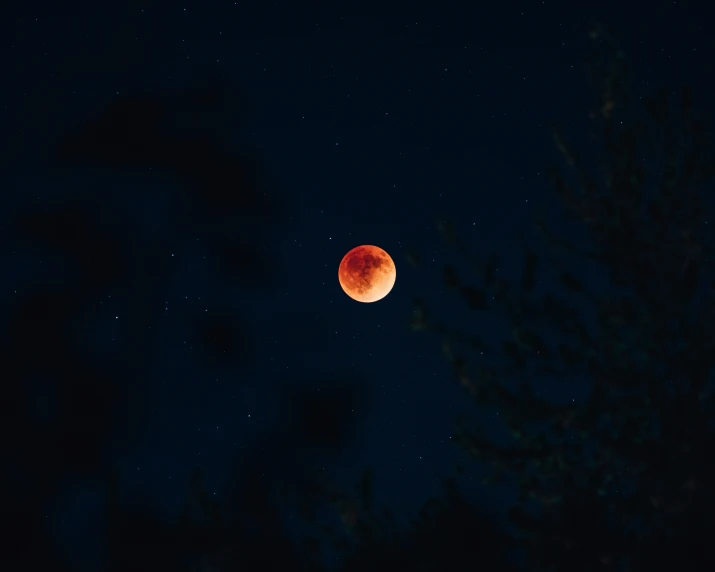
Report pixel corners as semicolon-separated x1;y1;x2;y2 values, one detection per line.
410;25;715;571
1;67;284;572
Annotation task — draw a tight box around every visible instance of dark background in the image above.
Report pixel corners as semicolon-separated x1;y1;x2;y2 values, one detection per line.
3;0;713;570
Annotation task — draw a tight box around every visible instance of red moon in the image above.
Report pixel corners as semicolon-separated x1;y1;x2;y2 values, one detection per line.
338;245;396;303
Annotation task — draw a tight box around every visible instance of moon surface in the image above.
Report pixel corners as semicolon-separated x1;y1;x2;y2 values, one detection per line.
338;245;396;303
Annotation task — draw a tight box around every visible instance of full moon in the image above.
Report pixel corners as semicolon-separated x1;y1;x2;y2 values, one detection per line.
338;245;396;303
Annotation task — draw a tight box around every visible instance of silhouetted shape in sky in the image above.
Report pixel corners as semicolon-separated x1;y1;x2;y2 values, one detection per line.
413;27;715;572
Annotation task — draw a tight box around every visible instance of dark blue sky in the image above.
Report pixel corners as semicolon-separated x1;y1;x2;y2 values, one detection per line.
4;1;714;570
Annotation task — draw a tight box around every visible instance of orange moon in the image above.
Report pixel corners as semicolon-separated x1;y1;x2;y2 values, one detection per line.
338;245;396;303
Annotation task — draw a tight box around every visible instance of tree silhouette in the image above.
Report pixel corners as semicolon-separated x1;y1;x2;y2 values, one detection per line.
410;26;715;571
0;67;288;571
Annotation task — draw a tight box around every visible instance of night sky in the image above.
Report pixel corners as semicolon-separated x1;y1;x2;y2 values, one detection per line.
4;1;714;570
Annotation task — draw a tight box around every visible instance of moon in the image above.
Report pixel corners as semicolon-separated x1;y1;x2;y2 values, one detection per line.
338;245;396;303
